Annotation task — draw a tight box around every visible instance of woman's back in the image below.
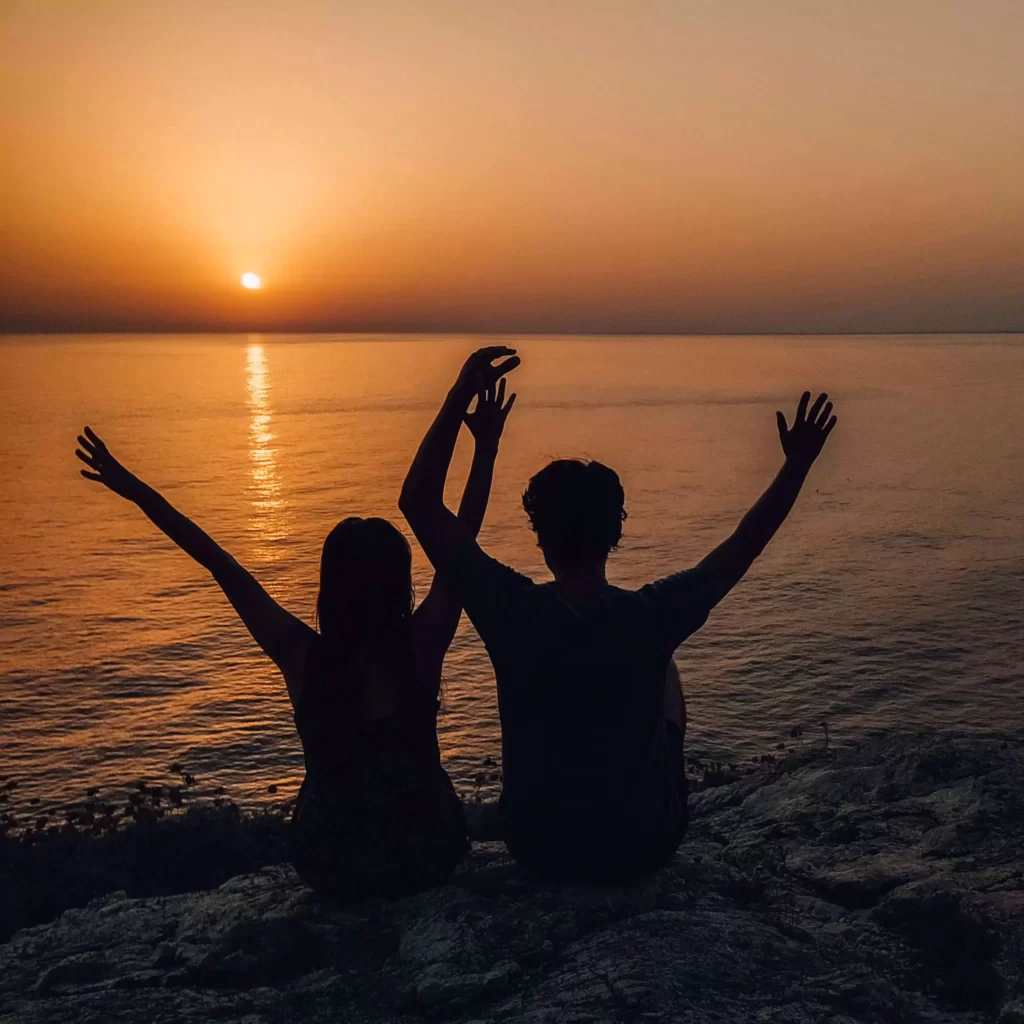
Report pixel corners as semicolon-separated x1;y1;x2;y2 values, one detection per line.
293;646;446;798
288;633;468;901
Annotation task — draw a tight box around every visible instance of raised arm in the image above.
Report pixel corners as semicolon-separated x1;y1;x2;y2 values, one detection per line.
399;347;519;573
413;377;517;679
456;375;517;534
75;427;313;694
695;392;837;607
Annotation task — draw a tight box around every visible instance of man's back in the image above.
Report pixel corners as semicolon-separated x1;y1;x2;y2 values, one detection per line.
448;543;713;880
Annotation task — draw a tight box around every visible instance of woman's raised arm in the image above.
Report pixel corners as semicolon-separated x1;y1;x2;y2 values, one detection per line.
412;377;517;684
75;427;314;697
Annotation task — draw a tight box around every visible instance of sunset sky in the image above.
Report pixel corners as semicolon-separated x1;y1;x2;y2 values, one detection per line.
3;1;1023;334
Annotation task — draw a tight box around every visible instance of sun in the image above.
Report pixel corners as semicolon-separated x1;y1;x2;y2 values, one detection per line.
241;272;262;290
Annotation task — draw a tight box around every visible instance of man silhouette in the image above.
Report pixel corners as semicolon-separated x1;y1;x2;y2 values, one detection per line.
401;347;837;882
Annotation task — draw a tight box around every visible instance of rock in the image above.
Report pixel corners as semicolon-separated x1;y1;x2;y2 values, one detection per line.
412;958;521;1009
151;942;178;967
919;823;968;858
872;879;1003;1009
999;1000;1024;1024
193;916;328;986
2;731;1022;1023
413;962;463;1006
34;952;111;994
788;849;932;908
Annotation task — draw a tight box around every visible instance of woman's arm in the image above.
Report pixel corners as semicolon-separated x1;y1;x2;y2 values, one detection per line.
456;375;516;535
75;427;313;695
399;347;520;573
413;377;517;682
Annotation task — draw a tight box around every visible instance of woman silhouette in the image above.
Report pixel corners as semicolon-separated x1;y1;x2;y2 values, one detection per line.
74;354;516;901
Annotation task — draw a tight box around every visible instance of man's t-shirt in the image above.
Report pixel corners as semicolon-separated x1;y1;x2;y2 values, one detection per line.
447;542;715;880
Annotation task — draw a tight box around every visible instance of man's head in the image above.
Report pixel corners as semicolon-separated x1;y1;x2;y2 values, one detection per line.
522;459;627;570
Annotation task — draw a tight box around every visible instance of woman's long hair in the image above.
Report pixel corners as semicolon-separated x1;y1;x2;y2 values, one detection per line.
309;517;419;713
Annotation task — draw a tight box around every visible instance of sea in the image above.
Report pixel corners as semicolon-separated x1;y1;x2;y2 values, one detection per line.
1;334;1022;814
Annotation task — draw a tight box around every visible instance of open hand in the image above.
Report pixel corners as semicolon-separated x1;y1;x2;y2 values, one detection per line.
776;392;837;470
454;346;521;399
463;376;516;449
75;427;141;500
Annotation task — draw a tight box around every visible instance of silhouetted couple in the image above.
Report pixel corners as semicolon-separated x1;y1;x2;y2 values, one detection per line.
76;345;836;899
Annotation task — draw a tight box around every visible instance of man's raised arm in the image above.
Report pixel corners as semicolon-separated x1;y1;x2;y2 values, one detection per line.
696;391;837;608
399;347;520;572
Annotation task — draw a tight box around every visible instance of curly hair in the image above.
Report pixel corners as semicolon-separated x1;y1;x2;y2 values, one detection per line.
522;459;627;564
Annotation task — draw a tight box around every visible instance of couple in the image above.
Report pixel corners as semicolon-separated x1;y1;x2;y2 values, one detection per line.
75;345;837;899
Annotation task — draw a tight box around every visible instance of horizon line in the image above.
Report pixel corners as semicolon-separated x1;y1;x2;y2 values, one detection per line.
3;328;1022;339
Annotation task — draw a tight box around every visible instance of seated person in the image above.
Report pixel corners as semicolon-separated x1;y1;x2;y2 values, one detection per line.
73;376;515;900
400;346;837;882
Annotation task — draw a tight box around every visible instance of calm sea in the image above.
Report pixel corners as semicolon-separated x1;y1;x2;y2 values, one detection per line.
1;334;1022;813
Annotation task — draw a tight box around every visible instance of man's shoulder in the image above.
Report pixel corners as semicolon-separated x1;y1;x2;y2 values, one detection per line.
486;554;537;590
636;567;709;601
609;575;710;625
453;541;528;578
449;541;539;601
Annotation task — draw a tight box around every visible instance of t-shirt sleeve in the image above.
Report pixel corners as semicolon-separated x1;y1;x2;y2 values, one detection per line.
639;565;716;651
444;540;533;648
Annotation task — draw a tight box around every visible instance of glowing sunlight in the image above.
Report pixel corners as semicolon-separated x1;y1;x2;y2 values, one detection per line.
245;340;286;556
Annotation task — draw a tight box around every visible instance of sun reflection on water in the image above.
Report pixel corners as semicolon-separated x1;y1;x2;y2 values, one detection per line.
245;338;286;556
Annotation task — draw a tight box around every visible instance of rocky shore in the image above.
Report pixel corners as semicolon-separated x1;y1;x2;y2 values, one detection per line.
3;732;1023;1023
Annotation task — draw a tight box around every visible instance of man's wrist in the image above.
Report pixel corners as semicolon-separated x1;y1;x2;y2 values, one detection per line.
782;455;813;478
446;382;474;411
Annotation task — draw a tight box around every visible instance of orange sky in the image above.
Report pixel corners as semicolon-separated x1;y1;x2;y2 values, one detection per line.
2;1;1023;333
